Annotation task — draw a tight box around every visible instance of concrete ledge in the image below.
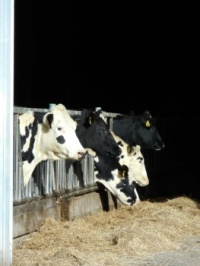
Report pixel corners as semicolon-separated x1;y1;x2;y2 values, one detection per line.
13;189;122;246
13;197;58;238
60;189;122;220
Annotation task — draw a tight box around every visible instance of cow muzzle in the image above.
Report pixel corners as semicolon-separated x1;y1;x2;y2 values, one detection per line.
78;151;86;160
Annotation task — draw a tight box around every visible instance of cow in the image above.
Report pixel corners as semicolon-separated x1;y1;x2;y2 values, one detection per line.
87;139;149;206
111;132;149;187
112;110;165;150
19;103;86;187
75;108;148;205
86;135;148;206
75;109;121;157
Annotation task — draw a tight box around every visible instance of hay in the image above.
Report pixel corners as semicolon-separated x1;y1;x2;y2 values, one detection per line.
13;196;200;265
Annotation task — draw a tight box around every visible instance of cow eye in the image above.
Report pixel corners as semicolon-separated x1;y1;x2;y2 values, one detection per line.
101;129;108;134
57;127;62;131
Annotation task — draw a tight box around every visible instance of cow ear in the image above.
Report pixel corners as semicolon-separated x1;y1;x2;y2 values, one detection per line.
143;110;152;117
127;145;133;154
43;113;54;128
135;145;141;151
146;120;151;127
132;145;141;153
94;109;102;117
89;115;94;125
94;109;107;123
82;109;91;119
141;110;152;127
84;113;94;127
119;165;129;178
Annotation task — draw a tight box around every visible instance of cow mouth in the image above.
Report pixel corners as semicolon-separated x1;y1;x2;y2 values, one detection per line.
155;143;165;150
134;180;149;187
155;148;162;151
78;152;86;160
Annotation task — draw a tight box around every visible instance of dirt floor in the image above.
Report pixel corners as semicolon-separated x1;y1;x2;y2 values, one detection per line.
13;196;200;266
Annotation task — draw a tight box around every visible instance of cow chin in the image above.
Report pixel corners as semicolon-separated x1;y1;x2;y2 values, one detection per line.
51;151;85;161
67;151;86;161
147;143;165;151
154;146;165;151
135;180;148;187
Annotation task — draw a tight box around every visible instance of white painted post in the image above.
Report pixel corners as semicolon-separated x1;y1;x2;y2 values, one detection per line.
0;0;14;265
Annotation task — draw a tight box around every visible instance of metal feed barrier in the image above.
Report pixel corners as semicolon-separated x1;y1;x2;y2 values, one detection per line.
12;105;185;259
13;106;98;206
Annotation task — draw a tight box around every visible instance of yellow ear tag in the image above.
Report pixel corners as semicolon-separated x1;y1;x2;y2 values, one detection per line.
89;116;92;125
146;120;150;127
122;171;125;177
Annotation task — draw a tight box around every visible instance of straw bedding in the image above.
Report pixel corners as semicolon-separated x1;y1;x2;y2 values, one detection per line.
13;196;200;266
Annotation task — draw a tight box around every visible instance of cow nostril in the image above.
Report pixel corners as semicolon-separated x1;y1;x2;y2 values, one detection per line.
118;148;122;156
78;152;86;159
162;143;165;148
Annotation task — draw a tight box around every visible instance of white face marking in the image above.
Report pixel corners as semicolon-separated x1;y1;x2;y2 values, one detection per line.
128;145;149;186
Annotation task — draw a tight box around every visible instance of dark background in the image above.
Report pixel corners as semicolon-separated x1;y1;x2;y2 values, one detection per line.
14;1;198;118
14;1;200;199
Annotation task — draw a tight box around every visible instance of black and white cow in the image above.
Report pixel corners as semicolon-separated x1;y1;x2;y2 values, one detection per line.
19;103;86;186
86;136;148;206
75;108;148;205
112;110;165;150
93;154;140;206
75;109;121;157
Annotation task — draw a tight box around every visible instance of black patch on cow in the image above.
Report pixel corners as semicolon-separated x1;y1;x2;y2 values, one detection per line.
117;141;124;147
94;155;121;182
34;112;45;122
20;126;30;147
116;179;137;205
137;156;143;162
57;135;65;144
20;111;45;163
46;114;54;128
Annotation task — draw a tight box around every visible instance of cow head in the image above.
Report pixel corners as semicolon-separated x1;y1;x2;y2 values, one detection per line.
76;109;121;157
19;103;86;186
126;145;149;186
136;110;165;150
41;104;86;160
113;110;165;150
94;155;140;206
112;132;149;187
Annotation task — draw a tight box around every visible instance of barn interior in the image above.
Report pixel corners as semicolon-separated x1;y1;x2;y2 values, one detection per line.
9;2;200;265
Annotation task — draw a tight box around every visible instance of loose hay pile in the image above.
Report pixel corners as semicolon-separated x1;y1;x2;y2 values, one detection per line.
13;196;200;266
